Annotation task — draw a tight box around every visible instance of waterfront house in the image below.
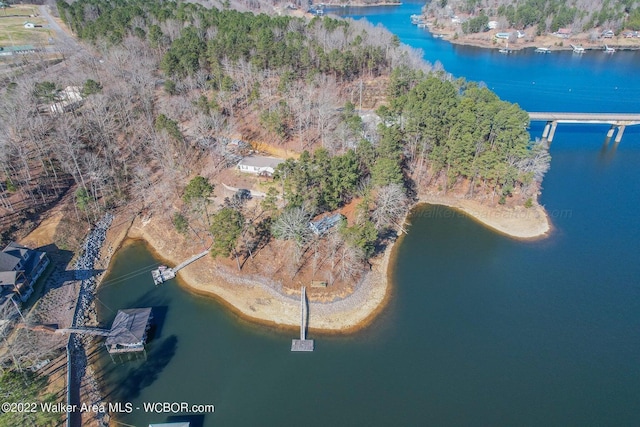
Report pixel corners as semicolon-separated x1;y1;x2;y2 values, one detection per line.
309;213;344;236
495;32;511;39
0;242;49;302
602;30;614;38
554;28;571;38
237;155;284;177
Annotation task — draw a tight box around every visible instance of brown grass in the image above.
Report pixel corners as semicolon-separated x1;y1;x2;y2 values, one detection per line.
0;5;52;46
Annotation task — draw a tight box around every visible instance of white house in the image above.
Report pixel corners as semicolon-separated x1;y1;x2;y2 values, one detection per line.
23;22;35;29
488;21;498;30
237;155;284;176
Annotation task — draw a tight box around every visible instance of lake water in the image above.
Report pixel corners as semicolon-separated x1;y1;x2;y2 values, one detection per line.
97;3;640;426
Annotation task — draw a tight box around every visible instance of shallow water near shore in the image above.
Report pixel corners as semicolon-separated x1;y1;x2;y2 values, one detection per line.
97;4;640;426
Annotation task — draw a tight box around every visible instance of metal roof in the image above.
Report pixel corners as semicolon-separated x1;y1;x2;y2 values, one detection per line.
106;308;152;346
237;155;284;169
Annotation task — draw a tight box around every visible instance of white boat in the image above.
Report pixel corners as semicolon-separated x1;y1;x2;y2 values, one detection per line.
535;47;551;54
604;45;615;53
571;44;585;53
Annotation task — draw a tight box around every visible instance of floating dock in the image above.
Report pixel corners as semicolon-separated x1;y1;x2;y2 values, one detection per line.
151;265;175;285
151;250;209;285
291;286;314;352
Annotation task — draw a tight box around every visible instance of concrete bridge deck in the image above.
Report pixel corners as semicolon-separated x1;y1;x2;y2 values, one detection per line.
528;112;640;143
529;112;640;125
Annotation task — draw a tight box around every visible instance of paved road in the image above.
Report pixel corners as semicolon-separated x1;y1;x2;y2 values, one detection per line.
39;5;74;45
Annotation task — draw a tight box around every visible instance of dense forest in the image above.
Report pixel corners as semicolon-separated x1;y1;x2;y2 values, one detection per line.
1;0;549;274
427;0;640;33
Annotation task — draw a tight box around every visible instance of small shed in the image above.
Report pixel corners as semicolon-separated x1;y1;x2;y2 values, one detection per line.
105;308;152;357
237;155;284;176
23;22;35;29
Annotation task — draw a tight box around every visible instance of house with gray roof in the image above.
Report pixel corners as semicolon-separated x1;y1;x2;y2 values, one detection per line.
0;242;49;302
237;155;284;176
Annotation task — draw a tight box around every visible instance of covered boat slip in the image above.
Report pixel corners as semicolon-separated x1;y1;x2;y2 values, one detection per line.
105;307;153;356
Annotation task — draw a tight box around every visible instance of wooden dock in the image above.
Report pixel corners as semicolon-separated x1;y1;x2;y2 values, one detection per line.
291;286;314;352
151;250;209;285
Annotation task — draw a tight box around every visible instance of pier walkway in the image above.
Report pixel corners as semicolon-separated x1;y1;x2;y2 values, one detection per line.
529;112;640;143
152;249;209;285
291;286;314;352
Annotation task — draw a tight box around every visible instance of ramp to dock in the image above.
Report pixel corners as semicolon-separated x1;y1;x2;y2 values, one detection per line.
151;249;209;285
291;286;314;352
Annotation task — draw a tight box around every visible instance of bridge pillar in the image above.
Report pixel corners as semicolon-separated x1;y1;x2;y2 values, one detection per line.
547;121;558;143
615;125;626;143
542;121;551;140
606;125;615;139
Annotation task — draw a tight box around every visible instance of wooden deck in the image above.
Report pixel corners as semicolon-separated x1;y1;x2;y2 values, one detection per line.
291;286;314;352
291;339;314;352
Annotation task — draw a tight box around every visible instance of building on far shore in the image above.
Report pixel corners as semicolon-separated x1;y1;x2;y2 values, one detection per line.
237;155;284;177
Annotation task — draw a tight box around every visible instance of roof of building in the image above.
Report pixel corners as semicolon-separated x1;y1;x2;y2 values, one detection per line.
0;252;20;272
3;241;29;257
309;213;344;235
106;308;152;346
237;155;284;169
0;271;19;287
149;423;190;427
0;45;35;52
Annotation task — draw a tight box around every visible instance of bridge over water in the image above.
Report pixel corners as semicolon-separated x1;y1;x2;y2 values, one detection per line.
528;112;640;143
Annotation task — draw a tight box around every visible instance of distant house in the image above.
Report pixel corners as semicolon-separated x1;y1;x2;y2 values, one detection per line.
237;155;284;176
602;30;615;38
554;28;571;38
495;32;511;39
309;213;344;236
23;22;35;29
0;242;49;303
488;21;498;30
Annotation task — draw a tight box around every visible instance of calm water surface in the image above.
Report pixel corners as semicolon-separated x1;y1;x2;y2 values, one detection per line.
97;3;640;426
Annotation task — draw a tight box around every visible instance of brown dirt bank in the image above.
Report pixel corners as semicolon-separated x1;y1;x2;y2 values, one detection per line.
416;192;551;240
123;213;397;334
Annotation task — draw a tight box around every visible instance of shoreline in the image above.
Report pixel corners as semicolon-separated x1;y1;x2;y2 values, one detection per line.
109;193;549;336
424;26;640;53
416;193;551;240
123;213;398;334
